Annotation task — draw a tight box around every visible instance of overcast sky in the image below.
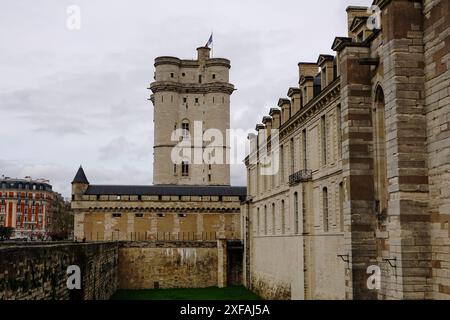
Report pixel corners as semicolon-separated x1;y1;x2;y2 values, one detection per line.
0;0;370;198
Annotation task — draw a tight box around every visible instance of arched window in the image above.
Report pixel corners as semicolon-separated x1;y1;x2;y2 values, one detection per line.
264;205;268;235
272;203;276;235
372;86;388;218
323;187;329;232
339;182;344;232
257;208;260;235
294;192;299;234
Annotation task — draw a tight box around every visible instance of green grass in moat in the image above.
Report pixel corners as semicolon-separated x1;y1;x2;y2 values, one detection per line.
111;286;261;300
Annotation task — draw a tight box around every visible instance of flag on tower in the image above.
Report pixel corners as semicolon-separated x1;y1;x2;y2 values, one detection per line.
205;33;213;48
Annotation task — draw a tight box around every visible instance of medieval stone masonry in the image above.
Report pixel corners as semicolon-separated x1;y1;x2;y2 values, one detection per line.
242;0;450;300
71;47;245;244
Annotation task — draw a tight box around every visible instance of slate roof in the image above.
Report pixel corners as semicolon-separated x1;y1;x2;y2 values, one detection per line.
72;166;89;184
84;185;247;198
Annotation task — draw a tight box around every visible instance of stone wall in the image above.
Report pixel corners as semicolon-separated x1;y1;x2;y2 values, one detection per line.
1;240;242;299
423;0;450;300
0;242;118;300
117;241;223;289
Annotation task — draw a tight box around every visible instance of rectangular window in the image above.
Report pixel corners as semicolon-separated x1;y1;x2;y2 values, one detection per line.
199;75;202;83
272;203;276;235
290;138;295;174
281;200;285;234
264;206;268;235
339;182;344;232
337;105;342;159
302;129;307;169
323;188;329;232
321;67;326;88
257;208;260;235
195;98;199;104
212;74;216;79
294;193;299;234
182;162;189;177
170;72;174;78
321;115;327;165
357;31;364;42
280;145;285;183
183;97;187;104
182;122;189;139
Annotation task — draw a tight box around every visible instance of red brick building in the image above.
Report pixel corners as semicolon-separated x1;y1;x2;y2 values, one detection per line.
0;176;63;239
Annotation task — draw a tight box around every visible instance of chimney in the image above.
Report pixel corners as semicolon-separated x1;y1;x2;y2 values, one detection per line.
269;108;281;129
262;116;273;134
287;88;301;115
278;99;291;125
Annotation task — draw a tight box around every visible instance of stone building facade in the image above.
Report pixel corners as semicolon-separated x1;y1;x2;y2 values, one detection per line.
242;0;450;300
72;48;246;243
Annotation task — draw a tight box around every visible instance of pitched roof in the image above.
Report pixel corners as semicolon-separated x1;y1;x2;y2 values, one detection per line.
84;185;247;198
72;166;89;184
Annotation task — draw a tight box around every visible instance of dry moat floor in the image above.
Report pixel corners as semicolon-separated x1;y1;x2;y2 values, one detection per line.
111;286;261;300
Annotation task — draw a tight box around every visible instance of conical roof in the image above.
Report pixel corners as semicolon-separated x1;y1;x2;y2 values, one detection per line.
71;166;89;184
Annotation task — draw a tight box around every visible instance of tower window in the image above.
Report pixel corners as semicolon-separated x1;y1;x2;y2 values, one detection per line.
181;120;190;139
182;162;189;177
199;75;202;83
182;73;185;77
170;73;174;78
195;98;199;104
212;74;216;79
173;164;177;174
183;97;187;104
208;174;211;182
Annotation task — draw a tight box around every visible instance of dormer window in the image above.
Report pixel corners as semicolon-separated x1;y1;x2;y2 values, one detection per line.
357;31;364;43
321;67;327;89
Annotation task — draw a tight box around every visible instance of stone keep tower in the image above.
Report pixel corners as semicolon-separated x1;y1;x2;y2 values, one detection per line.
149;47;234;186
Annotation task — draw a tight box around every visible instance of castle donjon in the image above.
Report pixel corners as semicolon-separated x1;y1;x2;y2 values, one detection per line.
71;47;245;243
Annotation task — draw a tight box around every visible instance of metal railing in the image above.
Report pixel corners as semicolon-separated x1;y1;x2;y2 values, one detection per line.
289;169;313;186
